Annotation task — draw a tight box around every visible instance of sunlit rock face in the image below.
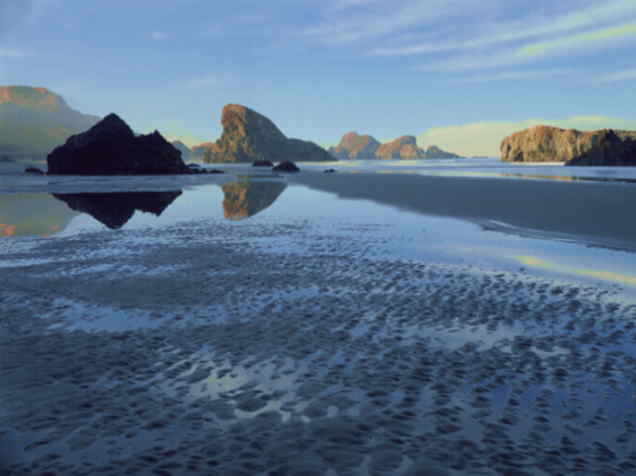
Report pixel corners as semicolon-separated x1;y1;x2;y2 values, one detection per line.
0;86;100;159
330;132;461;159
0;194;78;238
52;191;182;229
206;104;334;163
376;135;424;159
47;114;189;175
329;132;381;159
221;180;286;220
501;125;636;165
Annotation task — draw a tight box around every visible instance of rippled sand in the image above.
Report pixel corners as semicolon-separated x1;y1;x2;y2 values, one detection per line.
2;206;636;475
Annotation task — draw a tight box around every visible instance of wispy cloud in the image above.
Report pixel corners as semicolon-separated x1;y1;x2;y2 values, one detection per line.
304;0;488;45
596;68;636;82
151;31;166;40
518;23;636;57
371;0;636;56
457;69;574;83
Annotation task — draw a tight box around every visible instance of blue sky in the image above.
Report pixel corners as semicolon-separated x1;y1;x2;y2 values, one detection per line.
1;0;636;155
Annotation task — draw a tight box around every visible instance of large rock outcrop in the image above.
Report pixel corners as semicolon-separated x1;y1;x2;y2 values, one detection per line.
191;142;215;159
330;132;461;159
53;191;182;229
205;104;334;163
500;125;636;165
329;132;381;159
47;113;189;175
0;86;100;159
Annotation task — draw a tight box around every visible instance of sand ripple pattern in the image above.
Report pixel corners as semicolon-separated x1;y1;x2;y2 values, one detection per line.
1;218;636;475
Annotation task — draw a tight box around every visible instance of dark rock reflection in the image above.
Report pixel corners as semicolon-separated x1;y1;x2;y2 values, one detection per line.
52;191;182;229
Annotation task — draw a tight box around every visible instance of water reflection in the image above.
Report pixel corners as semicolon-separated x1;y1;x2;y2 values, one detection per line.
0;193;78;238
221;179;287;220
52;191;183;229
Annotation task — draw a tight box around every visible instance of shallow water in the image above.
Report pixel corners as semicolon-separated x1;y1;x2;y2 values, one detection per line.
2;170;636;475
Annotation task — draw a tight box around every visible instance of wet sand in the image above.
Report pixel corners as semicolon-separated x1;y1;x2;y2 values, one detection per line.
2;173;636;475
292;171;636;250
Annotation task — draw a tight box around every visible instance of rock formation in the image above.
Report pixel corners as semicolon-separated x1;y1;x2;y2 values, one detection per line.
0;86;100;159
171;140;191;160
330;132;461;159
205;104;334;163
47;114;189;175
191;142;215;159
53;191;182;229
422;145;461;159
273;160;300;172
329;132;381;159
376;136;425;159
500;125;636;165
221;180;287;220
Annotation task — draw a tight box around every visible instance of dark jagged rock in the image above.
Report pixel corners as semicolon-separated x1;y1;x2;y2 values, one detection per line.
52;191;182;229
206;104;334;163
501;125;636;165
221;180;287;220
330;132;381;159
324;168;336;173
47;113;189;175
273;160;300;172
252;160;274;167
24;167;45;175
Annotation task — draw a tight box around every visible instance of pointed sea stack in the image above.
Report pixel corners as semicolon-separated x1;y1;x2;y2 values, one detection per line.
206;104;334;163
47;113;189;174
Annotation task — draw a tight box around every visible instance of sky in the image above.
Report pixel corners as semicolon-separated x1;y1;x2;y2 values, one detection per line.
1;0;635;156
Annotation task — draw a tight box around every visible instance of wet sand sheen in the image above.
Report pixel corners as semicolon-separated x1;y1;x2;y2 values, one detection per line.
292;171;636;250
1;174;636;475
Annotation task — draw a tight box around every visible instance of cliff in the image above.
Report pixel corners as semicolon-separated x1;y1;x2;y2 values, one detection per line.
0;86;100;159
500;125;636;165
329;132;380;159
47;113;189;175
205;104;334;163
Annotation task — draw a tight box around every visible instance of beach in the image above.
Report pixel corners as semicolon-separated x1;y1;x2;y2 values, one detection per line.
2;166;636;475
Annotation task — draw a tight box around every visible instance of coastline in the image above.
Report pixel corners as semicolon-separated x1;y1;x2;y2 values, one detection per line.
292;170;636;250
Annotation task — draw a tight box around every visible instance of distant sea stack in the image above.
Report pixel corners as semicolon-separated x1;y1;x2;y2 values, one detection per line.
331;132;461;159
376;135;424;159
204;104;334;163
171;140;191;160
0;86;100;159
191;142;215;159
329;132;380;159
47;113;189;175
500;125;636;165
